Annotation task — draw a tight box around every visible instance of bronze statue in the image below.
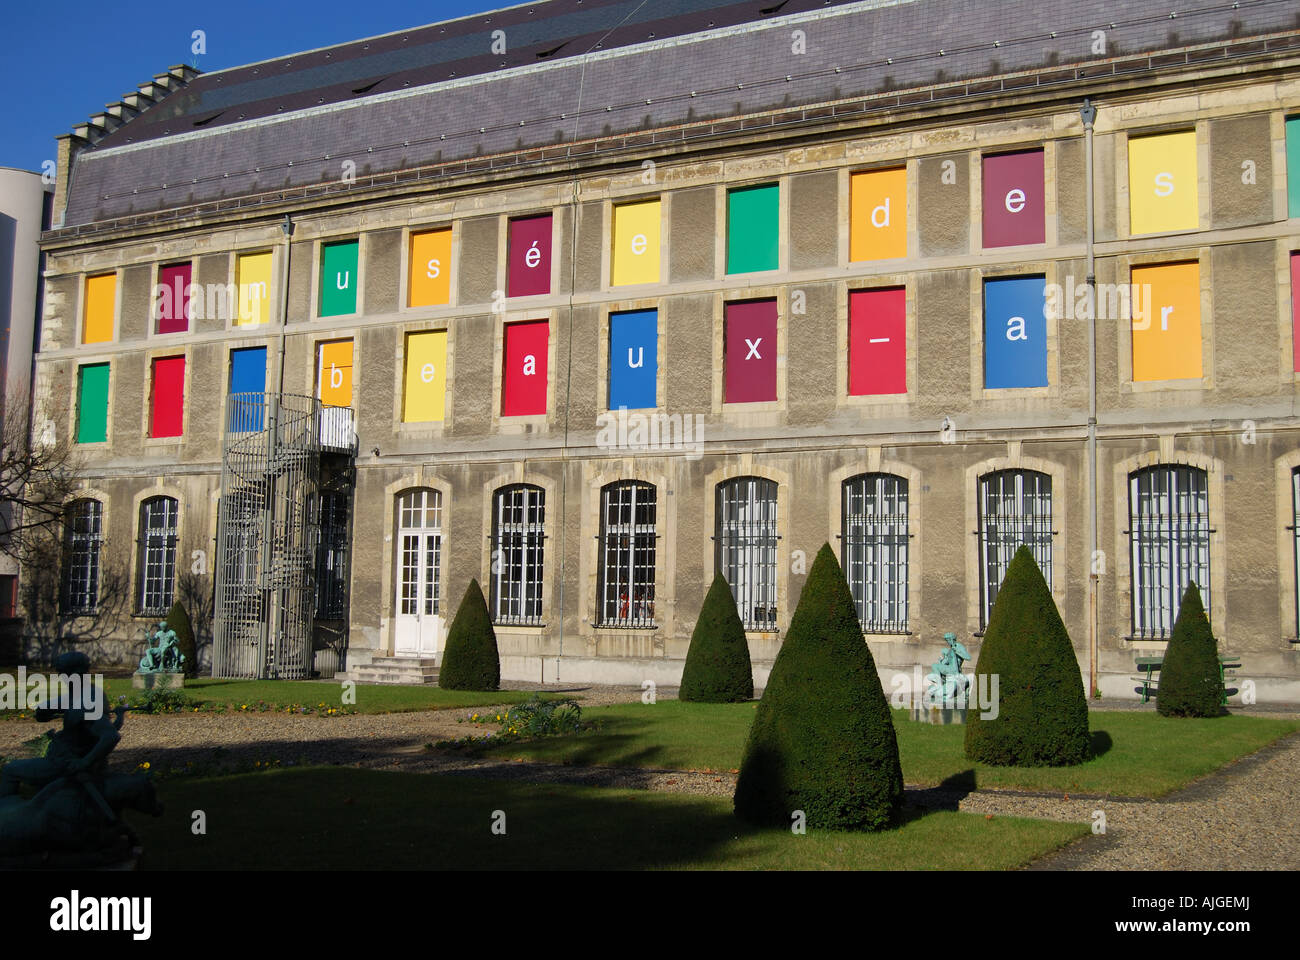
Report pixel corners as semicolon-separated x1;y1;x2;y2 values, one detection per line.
0;652;163;867
924;631;972;708
138;622;184;674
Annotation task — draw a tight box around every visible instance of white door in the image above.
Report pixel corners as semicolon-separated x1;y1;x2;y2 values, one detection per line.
393;489;443;657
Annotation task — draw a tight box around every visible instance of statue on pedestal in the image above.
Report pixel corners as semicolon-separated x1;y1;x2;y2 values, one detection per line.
924;632;972;708
139;622;184;675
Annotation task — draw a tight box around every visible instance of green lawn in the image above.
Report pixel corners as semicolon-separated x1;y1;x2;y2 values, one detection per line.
132;767;1087;870
474;701;1300;798
1;675;553;717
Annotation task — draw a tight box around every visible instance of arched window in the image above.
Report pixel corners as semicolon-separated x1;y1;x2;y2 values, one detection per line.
61;499;103;615
490;484;545;626
137;496;179;616
978;469;1052;628
715;476;778;631
597;481;657;627
1129;465;1209;637
841;474;909;633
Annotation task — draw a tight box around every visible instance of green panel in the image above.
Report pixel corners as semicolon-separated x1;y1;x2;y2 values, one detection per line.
77;364;109;444
727;184;779;274
319;240;360;316
1288;117;1300;219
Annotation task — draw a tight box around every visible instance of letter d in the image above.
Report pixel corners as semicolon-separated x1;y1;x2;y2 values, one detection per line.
871;197;891;228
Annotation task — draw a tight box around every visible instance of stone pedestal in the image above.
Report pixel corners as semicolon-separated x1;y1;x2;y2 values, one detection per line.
908;701;968;724
132;672;184;691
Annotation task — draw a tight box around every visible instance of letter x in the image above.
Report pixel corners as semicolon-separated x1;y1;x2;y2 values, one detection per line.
745;338;762;360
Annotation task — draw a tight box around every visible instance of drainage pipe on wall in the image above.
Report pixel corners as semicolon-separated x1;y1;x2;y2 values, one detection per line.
1081;99;1099;699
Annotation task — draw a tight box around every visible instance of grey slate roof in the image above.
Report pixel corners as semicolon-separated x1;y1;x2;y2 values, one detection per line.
62;0;1298;227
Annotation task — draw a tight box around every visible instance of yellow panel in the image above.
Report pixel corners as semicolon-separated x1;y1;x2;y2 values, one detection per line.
318;340;353;407
82;273;116;344
402;331;448;422
611;199;661;286
408;230;452;307
1132;262;1202;382
850;168;907;262
1128;132;1199;235
236;252;273;326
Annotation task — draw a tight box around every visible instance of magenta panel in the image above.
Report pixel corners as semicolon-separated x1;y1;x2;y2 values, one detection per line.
157;263;192;333
724;300;778;404
507;214;553;297
982;150;1045;248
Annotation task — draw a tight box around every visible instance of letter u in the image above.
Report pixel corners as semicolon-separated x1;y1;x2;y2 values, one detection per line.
627;347;644;369
336;272;350;290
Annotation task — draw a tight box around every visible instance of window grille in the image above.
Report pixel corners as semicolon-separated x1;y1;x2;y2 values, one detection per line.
841;474;909;633
596;481;657;628
61;499;103;615
1129;465;1210;638
715;476;778;631
315;491;350;619
978;470;1053;628
490;484;545;626
137;496;179;617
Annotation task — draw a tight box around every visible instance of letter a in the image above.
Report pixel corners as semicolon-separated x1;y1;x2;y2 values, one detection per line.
523;354;536;376
1005;316;1027;341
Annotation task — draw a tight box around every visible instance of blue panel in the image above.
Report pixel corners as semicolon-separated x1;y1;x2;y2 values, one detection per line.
983;277;1047;389
609;309;658;409
229;347;268;431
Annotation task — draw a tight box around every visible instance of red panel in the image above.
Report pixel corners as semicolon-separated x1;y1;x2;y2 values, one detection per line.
157;263;192;333
507;215;553;297
849;288;906;395
150;356;186;438
725;300;777;403
502;320;549;416
1292;253;1300;373
982;150;1045;248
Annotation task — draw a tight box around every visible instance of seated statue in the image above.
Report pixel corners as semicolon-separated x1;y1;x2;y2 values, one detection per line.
0;652;163;865
924;631;972;708
138;622;185;674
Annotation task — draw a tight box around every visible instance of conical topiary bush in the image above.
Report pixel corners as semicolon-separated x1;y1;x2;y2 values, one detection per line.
1157;583;1223;718
680;572;753;702
733;544;903;831
438;579;500;691
963;545;1090;766
165;601;198;679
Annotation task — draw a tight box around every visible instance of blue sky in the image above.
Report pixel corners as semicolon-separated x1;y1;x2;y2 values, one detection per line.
0;0;504;172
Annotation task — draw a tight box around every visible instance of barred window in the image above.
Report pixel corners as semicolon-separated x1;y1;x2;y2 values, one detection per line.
315;491;350;619
490;484;545;626
137;496;179;617
61;499;103;615
597;481;656;628
397;488;442;618
841;474;909;633
715;476;778;631
978;469;1053;628
1129;465;1210;638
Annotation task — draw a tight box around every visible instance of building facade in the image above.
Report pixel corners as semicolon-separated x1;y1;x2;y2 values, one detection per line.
30;0;1300;699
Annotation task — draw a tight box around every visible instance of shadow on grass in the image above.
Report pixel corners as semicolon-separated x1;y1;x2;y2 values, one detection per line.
131;767;1068;870
1089;730;1113;759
